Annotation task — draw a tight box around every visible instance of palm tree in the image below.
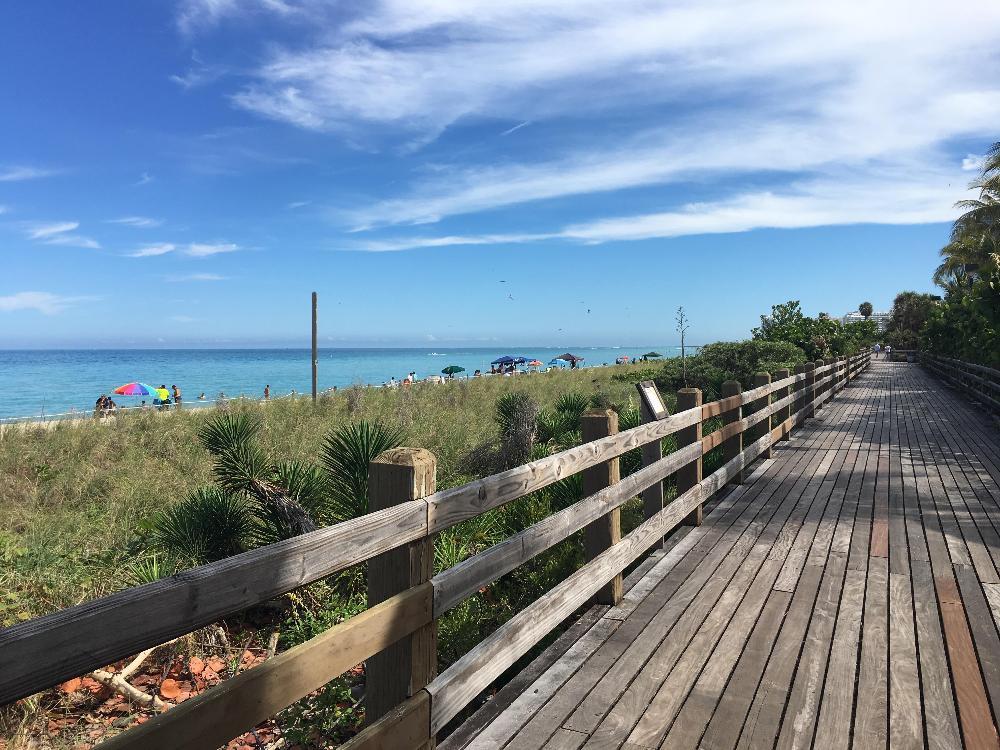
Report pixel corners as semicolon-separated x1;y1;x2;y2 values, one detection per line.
859;301;873;319
954;142;1000;239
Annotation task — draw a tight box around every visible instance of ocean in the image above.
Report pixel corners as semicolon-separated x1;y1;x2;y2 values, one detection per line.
0;346;687;421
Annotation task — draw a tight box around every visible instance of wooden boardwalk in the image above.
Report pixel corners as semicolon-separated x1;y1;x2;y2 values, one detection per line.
444;361;1000;750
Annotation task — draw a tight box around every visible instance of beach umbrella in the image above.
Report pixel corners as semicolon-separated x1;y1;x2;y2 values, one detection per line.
527;359;543;367
442;365;465;375
491;355;516;365
548;358;569;368
112;382;159;397
643;351;663;358
556;352;584;362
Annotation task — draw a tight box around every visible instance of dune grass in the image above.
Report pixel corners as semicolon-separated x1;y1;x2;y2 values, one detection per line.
0;366;648;624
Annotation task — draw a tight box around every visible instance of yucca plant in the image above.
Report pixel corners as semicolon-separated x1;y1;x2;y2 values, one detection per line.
319;420;405;522
494;392;538;470
197;412;316;537
149;486;255;564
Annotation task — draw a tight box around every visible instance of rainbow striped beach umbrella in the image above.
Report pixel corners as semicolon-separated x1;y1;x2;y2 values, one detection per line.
112;382;159;397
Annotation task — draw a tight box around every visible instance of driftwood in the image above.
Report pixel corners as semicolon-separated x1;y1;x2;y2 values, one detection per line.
90;637;180;711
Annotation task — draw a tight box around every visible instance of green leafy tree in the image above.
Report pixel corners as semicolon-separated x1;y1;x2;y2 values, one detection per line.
884;291;939;350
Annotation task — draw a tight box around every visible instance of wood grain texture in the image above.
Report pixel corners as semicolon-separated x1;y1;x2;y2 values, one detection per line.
581;410;623;606
425;409;701;532
99;585;433;750
0;499;429;705
340;690;432;750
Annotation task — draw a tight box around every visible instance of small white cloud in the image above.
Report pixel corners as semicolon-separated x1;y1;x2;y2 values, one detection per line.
186;242;240;257
108;216;163;228
287;200;311;209
0;205;8;215
24;221;101;249
170;314;197;323
0;291;96;315
962;154;984;171
135;172;154;186
0;166;57;182
500;121;531;136
167;272;227;282
129;243;177;258
27;221;79;240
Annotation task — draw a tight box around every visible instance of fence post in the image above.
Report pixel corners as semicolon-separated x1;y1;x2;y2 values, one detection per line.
367;448;438;734
638;389;665;548
720;380;743;484
813;359;825;411
581;409;622;605
773;368;791;441
750;372;772;459
676;388;703;525
805;362;817;419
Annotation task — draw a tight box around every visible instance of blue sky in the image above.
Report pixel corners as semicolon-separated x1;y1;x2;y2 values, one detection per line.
2;0;998;348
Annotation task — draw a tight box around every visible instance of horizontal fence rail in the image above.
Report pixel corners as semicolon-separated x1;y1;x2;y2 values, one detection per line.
0;351;872;750
922;353;1000;412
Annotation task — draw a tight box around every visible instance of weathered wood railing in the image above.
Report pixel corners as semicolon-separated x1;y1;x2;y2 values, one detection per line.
0;352;872;749
921;353;1000;412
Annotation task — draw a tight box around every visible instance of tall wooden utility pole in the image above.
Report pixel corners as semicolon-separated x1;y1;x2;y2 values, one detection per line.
311;292;318;403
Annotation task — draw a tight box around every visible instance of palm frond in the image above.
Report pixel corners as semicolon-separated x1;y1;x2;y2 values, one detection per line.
149;487;254;564
197;412;263;456
320;420;405;522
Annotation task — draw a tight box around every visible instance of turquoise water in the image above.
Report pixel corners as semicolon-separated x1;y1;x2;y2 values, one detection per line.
0;347;686;421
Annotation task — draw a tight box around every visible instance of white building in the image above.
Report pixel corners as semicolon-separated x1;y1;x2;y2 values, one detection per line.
841;310;890;332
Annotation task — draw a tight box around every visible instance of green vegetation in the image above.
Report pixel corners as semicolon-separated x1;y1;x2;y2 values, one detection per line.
753;300;878;361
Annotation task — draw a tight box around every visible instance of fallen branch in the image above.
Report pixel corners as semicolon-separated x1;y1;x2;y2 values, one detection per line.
89;637;180;711
266;631;280;659
90;669;167;711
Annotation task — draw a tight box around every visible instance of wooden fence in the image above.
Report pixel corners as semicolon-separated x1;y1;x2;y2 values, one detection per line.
922;353;1000;412
0;352;872;749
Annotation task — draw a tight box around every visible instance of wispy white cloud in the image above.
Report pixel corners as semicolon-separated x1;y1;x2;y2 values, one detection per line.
170;314;198;323
177;0;300;34
500;121;530;137
0;165;58;182
351;164;964;250
107;216;163;228
128;243;177;258
24;221;101;249
167;272;227;282
287;200;311;209
186;242;239;257
135;172;154;186
0;291;97;315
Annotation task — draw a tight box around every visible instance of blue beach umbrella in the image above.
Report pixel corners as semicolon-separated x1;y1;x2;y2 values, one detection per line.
548;359;569;368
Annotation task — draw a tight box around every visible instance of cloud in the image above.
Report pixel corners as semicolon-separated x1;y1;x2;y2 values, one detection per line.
0;205;7;215
0;291;97;315
353;164;963;250
170;314;197;323
107;216;163;228
167;272;227;282
0;165;57;182
177;0;299;34
287;200;311;209
962;154;985;171
128;243;177;257
186;242;240;257
24;221;101;249
135;172;154;186
500;121;530;136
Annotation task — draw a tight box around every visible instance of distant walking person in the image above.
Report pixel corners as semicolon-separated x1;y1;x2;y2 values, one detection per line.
885;345;892;360
873;343;881;358
264;384;270;400
172;384;182;407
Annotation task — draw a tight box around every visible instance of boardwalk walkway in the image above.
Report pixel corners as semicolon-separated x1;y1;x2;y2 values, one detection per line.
445;361;1000;750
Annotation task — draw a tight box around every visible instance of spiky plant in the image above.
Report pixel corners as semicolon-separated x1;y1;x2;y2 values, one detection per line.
149;486;255;564
494;392;538;470
197;412;317;538
319;420;405;522
555;392;589;418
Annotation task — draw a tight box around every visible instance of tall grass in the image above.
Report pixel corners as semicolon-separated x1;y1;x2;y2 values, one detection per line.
0;366;649;624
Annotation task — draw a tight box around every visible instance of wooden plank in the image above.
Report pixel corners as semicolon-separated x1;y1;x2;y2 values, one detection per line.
0;498;429;705
441;607;613;750
888;571;923;749
676;388;704;526
541;728;588;750
804;568;866;750
432;442;702;615
853;556;888;750
954;564;1000;734
720;380;743;485
340;690;432;750
939;598;1000;749
638;387;665;537
425;408;701;532
99;585;433;750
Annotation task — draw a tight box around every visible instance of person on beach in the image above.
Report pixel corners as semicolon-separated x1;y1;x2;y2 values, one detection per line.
264;384;270;400
474;369;482;377
198;392;206;400
172;385;182;407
